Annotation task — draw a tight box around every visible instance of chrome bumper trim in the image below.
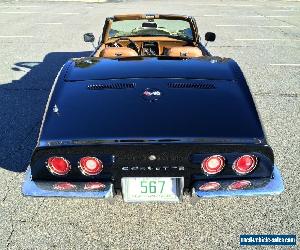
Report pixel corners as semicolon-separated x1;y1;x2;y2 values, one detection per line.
192;166;284;198
22;168;114;199
23;166;283;200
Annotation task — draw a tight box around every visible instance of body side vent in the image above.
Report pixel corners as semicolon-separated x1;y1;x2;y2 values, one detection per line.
87;83;136;90
168;83;215;89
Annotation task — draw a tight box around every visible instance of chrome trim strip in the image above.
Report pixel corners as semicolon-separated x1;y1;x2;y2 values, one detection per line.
39;137;263;147
192;166;284;198
22;167;114;199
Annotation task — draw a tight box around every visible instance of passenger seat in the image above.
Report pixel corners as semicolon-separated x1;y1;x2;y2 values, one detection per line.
100;47;138;58
167;46;203;57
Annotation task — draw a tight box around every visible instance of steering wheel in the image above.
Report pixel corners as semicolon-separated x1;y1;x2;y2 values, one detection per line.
110;37;139;53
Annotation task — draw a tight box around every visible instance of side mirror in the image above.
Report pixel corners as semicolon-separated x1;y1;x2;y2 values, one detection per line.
83;33;95;43
205;32;216;42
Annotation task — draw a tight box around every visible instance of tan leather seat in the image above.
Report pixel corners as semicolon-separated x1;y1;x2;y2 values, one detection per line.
100;47;138;58
167;46;203;57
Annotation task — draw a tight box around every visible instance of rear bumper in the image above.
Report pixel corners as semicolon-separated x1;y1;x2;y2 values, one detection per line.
22;166;284;200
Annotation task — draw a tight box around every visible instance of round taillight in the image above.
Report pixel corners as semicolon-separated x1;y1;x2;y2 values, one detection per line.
233;155;257;175
199;182;221;191
228;180;251;190
47;157;70;176
201;155;225;175
79;157;103;176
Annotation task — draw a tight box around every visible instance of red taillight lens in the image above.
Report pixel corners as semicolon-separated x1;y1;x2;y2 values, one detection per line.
228;180;251;190
199;182;221;191
79;157;103;176
84;182;106;190
232;155;257;175
201;155;225;175
47;157;70;175
53;182;76;190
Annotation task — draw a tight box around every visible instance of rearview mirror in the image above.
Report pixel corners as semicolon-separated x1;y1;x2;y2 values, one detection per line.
84;33;95;43
142;22;157;28
205;32;216;42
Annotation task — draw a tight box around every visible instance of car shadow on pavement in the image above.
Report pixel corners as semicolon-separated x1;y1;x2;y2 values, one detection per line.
0;51;91;172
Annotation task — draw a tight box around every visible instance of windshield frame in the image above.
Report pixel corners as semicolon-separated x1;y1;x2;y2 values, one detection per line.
101;14;199;44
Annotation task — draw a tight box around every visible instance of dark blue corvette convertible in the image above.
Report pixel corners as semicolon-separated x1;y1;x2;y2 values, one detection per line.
23;14;284;202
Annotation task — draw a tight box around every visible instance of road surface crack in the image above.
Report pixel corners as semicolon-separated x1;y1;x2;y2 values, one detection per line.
6;212;15;249
1;179;8;202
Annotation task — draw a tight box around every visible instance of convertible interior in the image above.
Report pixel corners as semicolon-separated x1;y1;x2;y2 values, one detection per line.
91;14;206;58
94;37;204;58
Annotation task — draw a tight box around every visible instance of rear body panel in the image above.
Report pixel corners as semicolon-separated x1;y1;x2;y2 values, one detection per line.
31;143;274;189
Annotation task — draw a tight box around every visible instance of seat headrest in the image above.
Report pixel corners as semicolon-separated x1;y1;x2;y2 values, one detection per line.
167;46;203;57
100;47;138;58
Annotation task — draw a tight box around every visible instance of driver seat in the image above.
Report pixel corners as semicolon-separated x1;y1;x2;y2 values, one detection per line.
100;47;138;58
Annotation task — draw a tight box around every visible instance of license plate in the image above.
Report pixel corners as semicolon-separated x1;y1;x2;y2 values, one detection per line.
121;177;183;202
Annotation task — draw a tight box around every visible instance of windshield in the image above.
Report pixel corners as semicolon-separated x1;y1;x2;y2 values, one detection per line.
109;19;194;41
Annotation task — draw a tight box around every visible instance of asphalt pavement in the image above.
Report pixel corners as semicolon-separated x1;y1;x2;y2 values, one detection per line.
0;0;299;249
